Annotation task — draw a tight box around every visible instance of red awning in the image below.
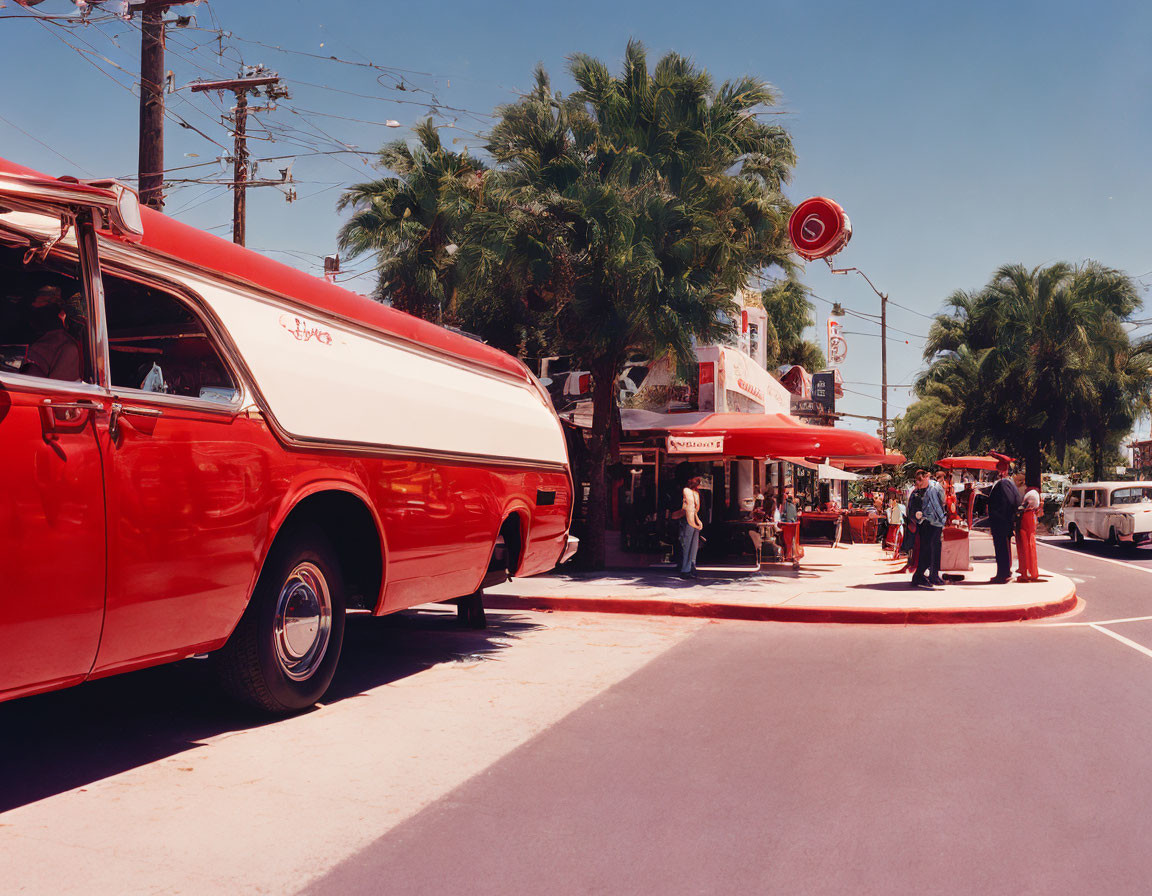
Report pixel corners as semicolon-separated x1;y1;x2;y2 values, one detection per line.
661;413;885;459
937;455;1009;471
836;452;907;468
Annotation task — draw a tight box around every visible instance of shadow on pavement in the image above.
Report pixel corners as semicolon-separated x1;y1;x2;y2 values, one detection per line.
0;608;541;814
847;579;1009;591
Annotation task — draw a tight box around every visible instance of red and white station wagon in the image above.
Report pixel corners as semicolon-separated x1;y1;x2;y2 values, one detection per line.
0;158;576;713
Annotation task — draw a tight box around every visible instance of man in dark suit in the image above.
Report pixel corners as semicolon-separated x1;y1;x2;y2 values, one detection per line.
987;458;1022;583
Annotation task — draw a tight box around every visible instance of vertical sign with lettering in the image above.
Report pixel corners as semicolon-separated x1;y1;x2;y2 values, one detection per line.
812;371;836;414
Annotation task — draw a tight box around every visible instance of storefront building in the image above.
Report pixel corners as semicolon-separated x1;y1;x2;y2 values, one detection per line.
559;337;884;564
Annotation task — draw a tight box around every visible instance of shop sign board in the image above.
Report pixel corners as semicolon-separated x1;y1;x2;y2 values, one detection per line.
812;372;836;413
787;196;853;261
827;318;847;366
667;435;725;455
792;397;820;417
697;344;792;415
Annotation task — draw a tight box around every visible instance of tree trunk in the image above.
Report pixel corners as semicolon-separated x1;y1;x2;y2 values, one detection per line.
582;358;618;570
1090;430;1105;482
1023;439;1043;488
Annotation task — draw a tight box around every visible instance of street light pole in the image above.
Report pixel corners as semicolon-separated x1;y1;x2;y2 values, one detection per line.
827;261;890;449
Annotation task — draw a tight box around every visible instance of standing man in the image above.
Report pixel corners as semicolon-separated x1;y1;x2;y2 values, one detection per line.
901;479;924;568
781;489;798;524
987;457;1022;583
910;469;946;589
678;476;704;579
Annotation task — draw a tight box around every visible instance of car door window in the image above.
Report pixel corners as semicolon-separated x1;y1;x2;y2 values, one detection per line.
1081;491;1095;508
103;273;238;404
0;242;92;383
1065;491;1080;508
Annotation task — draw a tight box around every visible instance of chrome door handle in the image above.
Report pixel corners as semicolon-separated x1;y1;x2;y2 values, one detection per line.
40;397;102;412
40;396;102;433
109;402;163;441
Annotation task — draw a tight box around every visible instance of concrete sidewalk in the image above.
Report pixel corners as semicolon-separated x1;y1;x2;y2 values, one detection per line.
488;535;1078;624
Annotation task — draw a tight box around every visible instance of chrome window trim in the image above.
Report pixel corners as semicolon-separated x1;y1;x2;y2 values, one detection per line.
106;387;244;418
0;371;110;398
270;428;571;474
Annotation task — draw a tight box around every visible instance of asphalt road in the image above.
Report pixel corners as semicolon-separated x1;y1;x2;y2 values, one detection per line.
6;539;1152;894
306;538;1152;896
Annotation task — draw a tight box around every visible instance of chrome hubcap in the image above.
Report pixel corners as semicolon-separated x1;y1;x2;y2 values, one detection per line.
273;562;332;681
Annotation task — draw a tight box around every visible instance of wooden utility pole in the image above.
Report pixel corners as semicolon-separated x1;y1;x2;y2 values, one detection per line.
137;0;195;211
190;73;280;246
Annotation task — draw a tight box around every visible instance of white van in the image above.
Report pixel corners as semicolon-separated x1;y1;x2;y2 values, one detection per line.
1060;482;1152;547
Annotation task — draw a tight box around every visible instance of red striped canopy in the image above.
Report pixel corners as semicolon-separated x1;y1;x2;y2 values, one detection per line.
836;452;907;468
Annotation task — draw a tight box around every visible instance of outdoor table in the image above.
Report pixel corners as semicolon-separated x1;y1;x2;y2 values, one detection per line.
800;511;843;545
724;520;760;557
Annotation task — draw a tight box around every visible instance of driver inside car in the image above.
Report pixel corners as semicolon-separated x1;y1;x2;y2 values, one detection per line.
20;284;81;381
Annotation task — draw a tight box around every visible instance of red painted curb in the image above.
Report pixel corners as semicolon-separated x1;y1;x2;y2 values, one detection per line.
483;585;1079;625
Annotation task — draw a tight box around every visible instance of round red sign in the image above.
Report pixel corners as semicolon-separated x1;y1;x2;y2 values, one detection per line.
787;197;852;261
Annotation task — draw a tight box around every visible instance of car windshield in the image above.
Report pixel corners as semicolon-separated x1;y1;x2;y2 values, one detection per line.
1110;487;1152;506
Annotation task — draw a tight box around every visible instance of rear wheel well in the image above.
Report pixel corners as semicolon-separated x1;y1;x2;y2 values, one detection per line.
275;491;383;612
496;512;524;574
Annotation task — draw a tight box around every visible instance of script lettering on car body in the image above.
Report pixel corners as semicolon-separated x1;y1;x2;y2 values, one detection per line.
279;313;333;345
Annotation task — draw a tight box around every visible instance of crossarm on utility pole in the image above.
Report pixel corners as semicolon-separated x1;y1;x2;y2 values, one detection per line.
189;74;282;246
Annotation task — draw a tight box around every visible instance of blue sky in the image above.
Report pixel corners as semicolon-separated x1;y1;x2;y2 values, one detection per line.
3;0;1151;439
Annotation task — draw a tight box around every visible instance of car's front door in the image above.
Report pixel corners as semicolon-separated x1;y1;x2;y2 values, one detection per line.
0;239;107;700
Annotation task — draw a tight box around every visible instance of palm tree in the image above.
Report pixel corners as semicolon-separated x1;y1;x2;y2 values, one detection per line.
460;44;796;567
908;262;1148;481
759;278;825;370
337;119;486;324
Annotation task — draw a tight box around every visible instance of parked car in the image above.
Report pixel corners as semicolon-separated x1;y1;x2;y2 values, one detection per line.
0;158;576;713
1060;482;1152;548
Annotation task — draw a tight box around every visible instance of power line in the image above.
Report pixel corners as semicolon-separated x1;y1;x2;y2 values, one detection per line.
0;111;94;176
887;299;936;320
285;78;495;122
182;28;434;78
166;183;229;216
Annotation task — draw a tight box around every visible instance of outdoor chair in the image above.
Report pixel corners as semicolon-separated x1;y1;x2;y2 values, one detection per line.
748;530;763;567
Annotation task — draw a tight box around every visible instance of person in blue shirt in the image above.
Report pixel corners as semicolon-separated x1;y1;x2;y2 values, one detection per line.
910;469;947;589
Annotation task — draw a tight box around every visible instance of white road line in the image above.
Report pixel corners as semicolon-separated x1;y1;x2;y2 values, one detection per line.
1044;614;1152;628
1090;623;1152;660
1038;539;1152;574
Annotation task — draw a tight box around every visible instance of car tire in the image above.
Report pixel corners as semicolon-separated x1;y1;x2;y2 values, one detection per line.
1069;524;1083;545
216;524;346;714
